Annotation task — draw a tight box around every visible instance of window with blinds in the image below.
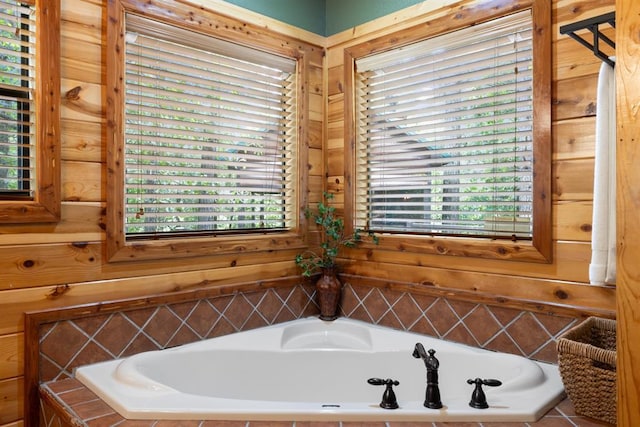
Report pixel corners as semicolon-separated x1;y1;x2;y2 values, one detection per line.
355;10;534;239
0;0;35;198
123;14;297;238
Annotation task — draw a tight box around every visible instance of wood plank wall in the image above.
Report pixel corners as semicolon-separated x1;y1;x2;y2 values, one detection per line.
0;0;618;425
615;0;640;424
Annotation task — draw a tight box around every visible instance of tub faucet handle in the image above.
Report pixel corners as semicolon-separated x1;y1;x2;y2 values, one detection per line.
466;378;502;409
367;378;400;409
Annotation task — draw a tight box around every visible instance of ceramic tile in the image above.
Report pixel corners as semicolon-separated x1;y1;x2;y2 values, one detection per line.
186;300;219;337
341;423;387;427
254;289;287;322
40;321;87;368
534;312;577;335
483;330;522;356
362;288;392;321
39;323;56;349
116;420;156;426
528;416;575;426
124;307;157;328
56;386;98;406
410;293;438;313
143;306;183;347
207;315;236;339
120;332;160;357
387;422;436;427
70;398;116;421
433;422;479;427
408;316;438;337
166;324;200;347
481;423;527;427
486;305;521;326
93;313;139;356
223;294;256;329
506;313;552;356
85;413;126;426
168;300;199;319
568;416;615;426
45;378;84;394
379;287;404;307
443;323;477;347
243;310;270;330
154;421;202;427
425;299;459;337
73;314;110;336
555;396;579;415
392;293;424;329
201;421;248;427
447;300;477;318
339;285;361;315
301;297;320;317
294;422;341;427
350;283;374;301
40;355;69;382
247;422;292;427
274;306;297;323
250;289;273;305
40;397;57;427
349;303;374;323
209;294;236;313
378;310;403;329
531;339;559;363
67;341;111;372
463;305;502;346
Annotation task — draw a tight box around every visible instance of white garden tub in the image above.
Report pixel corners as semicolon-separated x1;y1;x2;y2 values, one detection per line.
74;317;565;421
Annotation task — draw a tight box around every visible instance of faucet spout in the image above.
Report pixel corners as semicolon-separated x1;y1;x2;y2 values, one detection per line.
412;342;428;360
412;343;443;409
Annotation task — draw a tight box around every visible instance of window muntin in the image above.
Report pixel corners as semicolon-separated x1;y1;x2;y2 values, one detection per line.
0;1;34;198
123;15;297;239
355;10;534;240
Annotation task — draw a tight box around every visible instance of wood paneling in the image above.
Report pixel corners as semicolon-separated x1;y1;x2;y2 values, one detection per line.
0;0;622;424
616;0;640;424
0;377;22;425
0;335;22;380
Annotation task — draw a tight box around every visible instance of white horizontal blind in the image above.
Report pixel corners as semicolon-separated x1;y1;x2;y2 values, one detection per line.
355;10;534;239
124;14;297;237
0;0;35;198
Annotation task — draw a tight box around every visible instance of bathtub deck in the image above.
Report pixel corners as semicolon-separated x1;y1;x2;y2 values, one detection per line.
40;378;614;427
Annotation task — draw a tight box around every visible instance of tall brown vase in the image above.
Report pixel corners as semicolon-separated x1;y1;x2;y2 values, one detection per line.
315;267;342;321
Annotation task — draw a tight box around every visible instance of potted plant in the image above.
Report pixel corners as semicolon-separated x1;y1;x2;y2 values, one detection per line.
295;192;378;320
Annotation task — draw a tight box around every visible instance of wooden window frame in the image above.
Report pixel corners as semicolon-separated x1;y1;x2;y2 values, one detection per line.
0;0;61;223
344;0;552;263
106;0;309;262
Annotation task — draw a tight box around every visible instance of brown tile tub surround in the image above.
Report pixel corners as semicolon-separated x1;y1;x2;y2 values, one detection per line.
25;275;614;426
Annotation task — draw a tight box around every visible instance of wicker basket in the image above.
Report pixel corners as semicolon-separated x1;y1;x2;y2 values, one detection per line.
557;316;617;425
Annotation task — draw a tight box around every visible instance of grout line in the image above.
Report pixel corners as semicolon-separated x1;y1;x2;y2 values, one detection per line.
168;299;202;340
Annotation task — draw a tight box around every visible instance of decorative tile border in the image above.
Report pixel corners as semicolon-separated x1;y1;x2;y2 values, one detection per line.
340;284;579;364
36;282;581;385
38;283;319;383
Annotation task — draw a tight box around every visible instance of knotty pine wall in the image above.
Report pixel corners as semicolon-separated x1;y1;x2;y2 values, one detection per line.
324;0;615;307
0;0;619;425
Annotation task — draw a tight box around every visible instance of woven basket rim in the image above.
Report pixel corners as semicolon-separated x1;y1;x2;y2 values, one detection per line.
557;317;616;366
